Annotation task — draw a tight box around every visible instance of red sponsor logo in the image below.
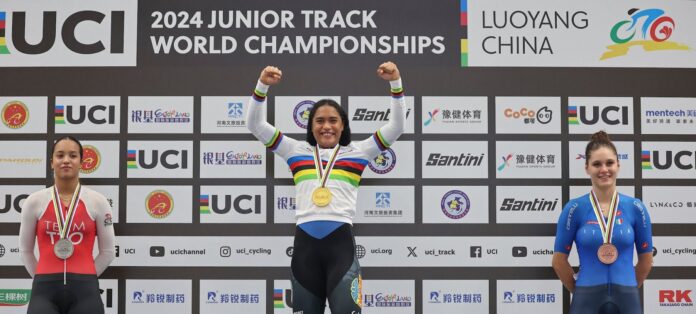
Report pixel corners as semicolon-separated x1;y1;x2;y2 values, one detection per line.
2;101;29;129
80;145;101;174
659;290;693;303
146;190;174;219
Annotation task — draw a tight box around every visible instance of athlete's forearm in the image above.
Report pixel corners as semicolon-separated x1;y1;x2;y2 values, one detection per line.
246;81;278;144
552;253;575;293
635;252;653;287
374;79;405;145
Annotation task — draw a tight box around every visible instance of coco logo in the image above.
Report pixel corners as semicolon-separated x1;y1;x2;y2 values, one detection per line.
127;149;188;169
0;1;137;67
643;150;695;170
568;105;629;125
0;193;29;213
55;105;116;125
200;194;262;214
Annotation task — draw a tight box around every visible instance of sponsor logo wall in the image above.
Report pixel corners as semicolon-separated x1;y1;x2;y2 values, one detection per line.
1;1;696;313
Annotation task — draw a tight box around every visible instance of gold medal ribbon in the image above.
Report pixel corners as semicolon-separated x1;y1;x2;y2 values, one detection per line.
589;190;619;244
313;145;341;189
50;183;82;240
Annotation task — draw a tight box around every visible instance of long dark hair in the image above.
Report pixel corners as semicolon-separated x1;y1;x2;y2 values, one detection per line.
306;99;352;146
585;130;617;164
52;136;84;160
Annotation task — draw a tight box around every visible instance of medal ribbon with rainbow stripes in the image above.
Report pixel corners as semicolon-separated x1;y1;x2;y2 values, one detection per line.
311;145;341;207
589;190;620;264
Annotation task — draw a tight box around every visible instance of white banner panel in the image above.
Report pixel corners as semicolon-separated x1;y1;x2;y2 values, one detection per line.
422;141;488;178
200;96;250;134
110;236;293;267
99;279;119;314
641;98;696;134
54;97;120;133
0;185;45;223
126;280;191;314
348;96;415;134
421;96;488;134
200;186;266;223
0;97;47;133
200;280;265;314
644;280;696;313
653;237;696;267
273;280;293;314
465;0;696;68
127;96;193;133
496;280;561;314
79;141;119;178
495;97;560;134
568;97;633;134
495;141;561;178
643;186;696;224
355;185;415;224
0;0;138;67
127;141;192;178
0;279;32;311
88;185;119;224
568;141;634;179
200;141;266;178
422;186;488;224
126;186;192;223
0;141;46;178
642;142;696;179
423;280;488;313
274;96;340;133
0;236;23;266
273;185;296;224
496;186;562;224
362;280;415;314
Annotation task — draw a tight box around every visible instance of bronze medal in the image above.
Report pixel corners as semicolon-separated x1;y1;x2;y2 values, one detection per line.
597;243;618;264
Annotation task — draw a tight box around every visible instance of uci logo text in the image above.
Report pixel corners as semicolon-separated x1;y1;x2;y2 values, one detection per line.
570;106;629;125
208;194;262;214
650;150;695;170
58;105;116;125
129;149;188;170
0;193;28;213
0;1;137;67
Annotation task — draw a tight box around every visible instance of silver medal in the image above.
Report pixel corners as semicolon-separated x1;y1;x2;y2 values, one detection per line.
54;238;74;260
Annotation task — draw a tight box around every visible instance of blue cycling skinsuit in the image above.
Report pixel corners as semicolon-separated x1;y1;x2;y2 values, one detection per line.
554;192;653;314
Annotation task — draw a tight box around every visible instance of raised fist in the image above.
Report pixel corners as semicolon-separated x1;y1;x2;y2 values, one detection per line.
259;66;282;85
377;62;400;81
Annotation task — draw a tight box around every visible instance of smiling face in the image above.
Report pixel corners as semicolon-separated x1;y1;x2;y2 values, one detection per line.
585;146;620;190
51;139;82;181
311;105;344;148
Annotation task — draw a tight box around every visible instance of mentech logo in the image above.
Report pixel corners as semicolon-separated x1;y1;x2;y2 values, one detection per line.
0;0;137;67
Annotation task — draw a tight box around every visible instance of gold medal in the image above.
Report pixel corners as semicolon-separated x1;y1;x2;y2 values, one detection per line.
312;187;332;207
597;243;618;264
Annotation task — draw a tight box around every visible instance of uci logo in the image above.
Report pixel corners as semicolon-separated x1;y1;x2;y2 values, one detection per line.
647;150;695;170
127;149;189;169
201;194;262;214
0;193;29;213
0;1;137;67
55;105;116;125
568;105;629;125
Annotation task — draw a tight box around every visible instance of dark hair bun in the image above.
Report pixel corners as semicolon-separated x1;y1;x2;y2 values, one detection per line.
590;130;610;143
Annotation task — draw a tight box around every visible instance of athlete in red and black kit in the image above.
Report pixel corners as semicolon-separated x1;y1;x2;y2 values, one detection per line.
19;136;116;314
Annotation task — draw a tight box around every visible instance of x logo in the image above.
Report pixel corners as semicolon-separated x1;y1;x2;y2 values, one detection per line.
407;246;417;257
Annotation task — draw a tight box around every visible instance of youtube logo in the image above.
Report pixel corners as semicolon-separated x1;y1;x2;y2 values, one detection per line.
512;246;527;257
150;246;165;257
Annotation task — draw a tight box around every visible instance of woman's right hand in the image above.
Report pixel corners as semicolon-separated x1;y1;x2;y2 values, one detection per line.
259;66;282;85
